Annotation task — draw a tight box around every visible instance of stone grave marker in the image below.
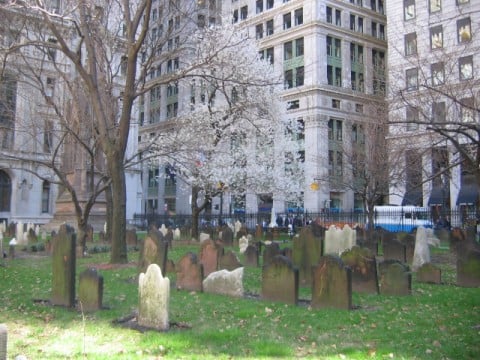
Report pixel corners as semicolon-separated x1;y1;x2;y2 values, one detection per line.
457;249;480;287
159;224;168;237
255;224;263;240
176;252;203;292
412;227;440;271
341;246;379;294
27;228;37;244
324;225;356;255
400;233;415;265
263;242;281;267
383;239;407;263
51;224;76;307
221;225;234;246
203;267;244;298
199;232;211;243
236;225;249;241
173;228;181;241
292;226;322;286
243;244;259;267
126;229;138;246
138;264;170;331
239;236;249;254
261;255;298;305
78;268;103;312
199;239;222;277
165;229;174;248
218;250;242;271
166;259;175;273
138;229;168;275
378;260;411;296
311;255;352;310
0;324;6;360
416;263;441;284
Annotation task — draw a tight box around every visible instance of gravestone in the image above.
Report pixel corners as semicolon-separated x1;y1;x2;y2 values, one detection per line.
27;228;37;244
51;224;76;307
263;242;281;267
85;225;94;244
416;263;442;284
202;267;244;298
199;239;222;277
199;232;210;243
310;221;326;238
261;255;298;305
378;260;411;296
400;233;415;265
166;259;175;273
412;227;440;271
126;229;138;246
311;255;352;310
236;225;249;241
255;224;263;240
165;229;173;248
218;250;242;271
138;264;170;331
173;228;181;241
243;245;259;267
159;224;168;237
221;225;234;246
0;324;6;360
324;225;356;255
78;268;103;312
383;239;407;263
138;229;168;275
176;252;203;292
239;236;249;254
457;249;480;287
341;246;379;294
292;226;322;286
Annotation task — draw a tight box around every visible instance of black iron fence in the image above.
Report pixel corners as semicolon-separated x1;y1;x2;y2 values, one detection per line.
131;207;478;232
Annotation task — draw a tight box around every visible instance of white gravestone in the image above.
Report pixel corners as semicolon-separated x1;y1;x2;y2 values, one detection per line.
203;267;244;298
412;226;440;271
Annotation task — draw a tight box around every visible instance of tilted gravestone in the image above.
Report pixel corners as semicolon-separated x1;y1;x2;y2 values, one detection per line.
203;267;244;298
51;224;76;307
261;255;299;305
176;252;203;292
78;268;103;312
341;246;379;294
199;239;222;277
138;229;168;275
243;244;259;267
262;242;281;267
292;226;322;286
218;250;242;271
416;263;442;284
138;264;170;331
378;260;411;296
311;255;352;310
383;239;407;263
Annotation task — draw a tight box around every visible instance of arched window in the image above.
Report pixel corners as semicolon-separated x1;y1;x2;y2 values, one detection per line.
42;181;50;213
0;170;12;211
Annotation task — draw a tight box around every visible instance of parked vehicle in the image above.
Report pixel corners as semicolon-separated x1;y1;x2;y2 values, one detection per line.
371;206;433;232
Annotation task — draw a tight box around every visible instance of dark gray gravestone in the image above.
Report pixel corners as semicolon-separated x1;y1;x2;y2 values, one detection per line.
312;255;352;310
255;224;263;240
383;239;407;263
138;229;168;275
27;228;37;244
199;239;222;277
400;233;415;265
416;263;442;284
378;260;411;296
244;245;259;267
261;255;298;305
78;268;103;312
262;242;281;267
457;250;480;287
51;224;76;307
218;250;242;271
0;323;6;360
176;252;203;292
292;226;322;286
341;246;379;294
221;225;234;246
126;229;138;246
165;229;174;248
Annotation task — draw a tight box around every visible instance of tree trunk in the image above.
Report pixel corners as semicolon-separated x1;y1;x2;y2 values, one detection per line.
109;153;128;264
76;217;88;257
191;186;200;241
105;184;113;243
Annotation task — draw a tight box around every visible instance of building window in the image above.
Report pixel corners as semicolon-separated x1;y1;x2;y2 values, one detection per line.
432;102;446;123
335;9;341;26
405;32;417;56
166;102;178;118
404;0;415;20
266;19;274;35
0;170;11;211
371;21;377;38
232;9;238;23
350;15;364;33
260;47;274;64
460;97;475;122
355;104;364;113
430;25;443;49
328;118;343;141
240;6;248;20
256;24;263;39
326;6;333;24
284;69;293;89
295;66;304;86
457;0;469;4
457;18;471;43
429;0;441;13
287;100;300;110
351;71;364;92
350;43;363;64
459;55;473;80
256;0;263;14
406;68;418;91
41;181;50;213
406;106;419;131
327;65;342;86
266;0;274;10
332;99;341;109
283;12;291;29
294;8;303;26
431;62;445;85
284;41;292;60
327;36;341;58
295;37;304;57
47;38;57;61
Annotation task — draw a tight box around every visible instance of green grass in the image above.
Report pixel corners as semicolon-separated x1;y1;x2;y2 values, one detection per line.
1;240;479;359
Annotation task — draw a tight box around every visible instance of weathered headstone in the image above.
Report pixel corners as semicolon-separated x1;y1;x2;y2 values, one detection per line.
218;250;242;271
261;255;298;305
78;268;103;312
239;236;249;254
202;267;244;298
138;264;170;331
412;227;440;271
378;260;411;296
221;225;234;246
311;255;352;310
173;228;181;241
176;252;203;292
457;250;480;287
0;323;6;360
27;228;37;244
51;224;76;307
262;242;281;267
159;224;168;237
199;239;222;277
292;226;322;286
243;245;259;267
324;225;356;255
199;232;211;243
255;224;263;240
400;233;415;265
138;229;168;275
416;263;442;284
383;239;407;263
341;246;379;294
126;229;138;246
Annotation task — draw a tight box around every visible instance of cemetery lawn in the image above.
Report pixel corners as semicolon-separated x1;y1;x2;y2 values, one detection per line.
1;243;479;360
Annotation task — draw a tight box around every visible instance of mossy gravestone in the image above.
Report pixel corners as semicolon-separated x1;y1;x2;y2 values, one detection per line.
457;250;480;287
51;224;76;307
261;255;299;305
378;260;411;296
292;226;322;286
199;240;222;277
176;252;203;292
138;264;170;331
78;268;103;312
416;263;441;284
341;246;379;294
244;245;259;267
138;229;168;275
